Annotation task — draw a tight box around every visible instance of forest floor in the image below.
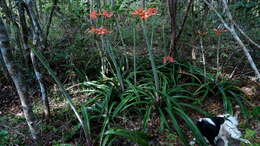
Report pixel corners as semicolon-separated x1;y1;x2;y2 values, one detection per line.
0;76;259;145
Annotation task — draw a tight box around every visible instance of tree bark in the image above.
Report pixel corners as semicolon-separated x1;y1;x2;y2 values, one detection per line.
0;17;41;144
174;0;193;46
17;0;30;67
24;0;51;118
168;0;193;58
0;0;28;65
168;0;178;56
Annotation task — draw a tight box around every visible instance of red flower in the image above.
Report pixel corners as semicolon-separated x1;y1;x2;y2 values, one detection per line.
103;10;113;18
146;8;157;16
89;10;98;19
163;56;174;64
132;8;145;16
132;8;157;19
89;27;111;35
213;28;228;36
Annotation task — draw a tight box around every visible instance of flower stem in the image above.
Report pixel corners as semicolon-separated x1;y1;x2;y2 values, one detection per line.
141;21;160;100
133;26;137;86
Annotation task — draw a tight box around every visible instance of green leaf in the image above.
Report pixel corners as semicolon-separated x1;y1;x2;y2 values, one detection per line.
112;96;135;117
0;130;8;135
228;91;249;118
81;106;91;136
105;128;150;146
166;107;188;145
158;108;169;131
244;129;256;139
252;106;260;118
173;107;207;146
143;105;152;129
179;103;210;116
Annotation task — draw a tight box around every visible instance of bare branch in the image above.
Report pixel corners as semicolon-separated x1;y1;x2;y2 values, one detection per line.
234;23;260;49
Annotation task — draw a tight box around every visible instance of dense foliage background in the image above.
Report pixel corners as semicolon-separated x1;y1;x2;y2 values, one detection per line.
0;0;259;145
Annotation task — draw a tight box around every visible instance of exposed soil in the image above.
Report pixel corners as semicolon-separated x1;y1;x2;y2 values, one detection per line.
0;85;21;115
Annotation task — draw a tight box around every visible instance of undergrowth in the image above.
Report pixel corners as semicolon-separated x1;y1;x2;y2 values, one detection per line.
59;61;250;145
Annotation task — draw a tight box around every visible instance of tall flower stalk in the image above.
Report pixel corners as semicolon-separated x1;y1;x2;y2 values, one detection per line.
132;8;160;100
198;30;208;83
141;22;160;100
199;36;207;83
133;27;137;85
213;28;228;80
89;28;125;91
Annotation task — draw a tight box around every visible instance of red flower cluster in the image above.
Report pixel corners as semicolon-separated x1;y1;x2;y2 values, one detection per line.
103;10;113;18
89;10;99;19
163;56;174;64
89;27;111;35
132;8;157;19
89;10;113;19
213;28;228;36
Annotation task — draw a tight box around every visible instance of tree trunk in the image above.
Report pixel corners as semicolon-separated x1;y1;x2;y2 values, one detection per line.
17;0;30;67
0;17;41;144
0;0;28;66
24;0;51;118
168;0;178;57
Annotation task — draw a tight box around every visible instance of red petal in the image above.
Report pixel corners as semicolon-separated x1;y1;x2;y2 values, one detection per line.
169;57;174;62
163;57;167;64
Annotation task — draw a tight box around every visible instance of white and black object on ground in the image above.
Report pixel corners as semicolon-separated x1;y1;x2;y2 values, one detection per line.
192;114;251;146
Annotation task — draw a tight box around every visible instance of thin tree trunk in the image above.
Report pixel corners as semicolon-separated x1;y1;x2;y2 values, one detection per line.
0;0;28;66
45;0;58;46
24;0;51;118
25;0;43;43
174;0;193;47
17;0;30;67
30;50;50;118
168;0;178;57
168;0;193;58
0;17;41;144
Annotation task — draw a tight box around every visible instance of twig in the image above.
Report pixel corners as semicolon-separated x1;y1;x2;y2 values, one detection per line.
229;65;238;79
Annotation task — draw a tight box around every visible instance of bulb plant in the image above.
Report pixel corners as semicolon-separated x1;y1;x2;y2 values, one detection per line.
131;8;161;101
88;9;125;91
